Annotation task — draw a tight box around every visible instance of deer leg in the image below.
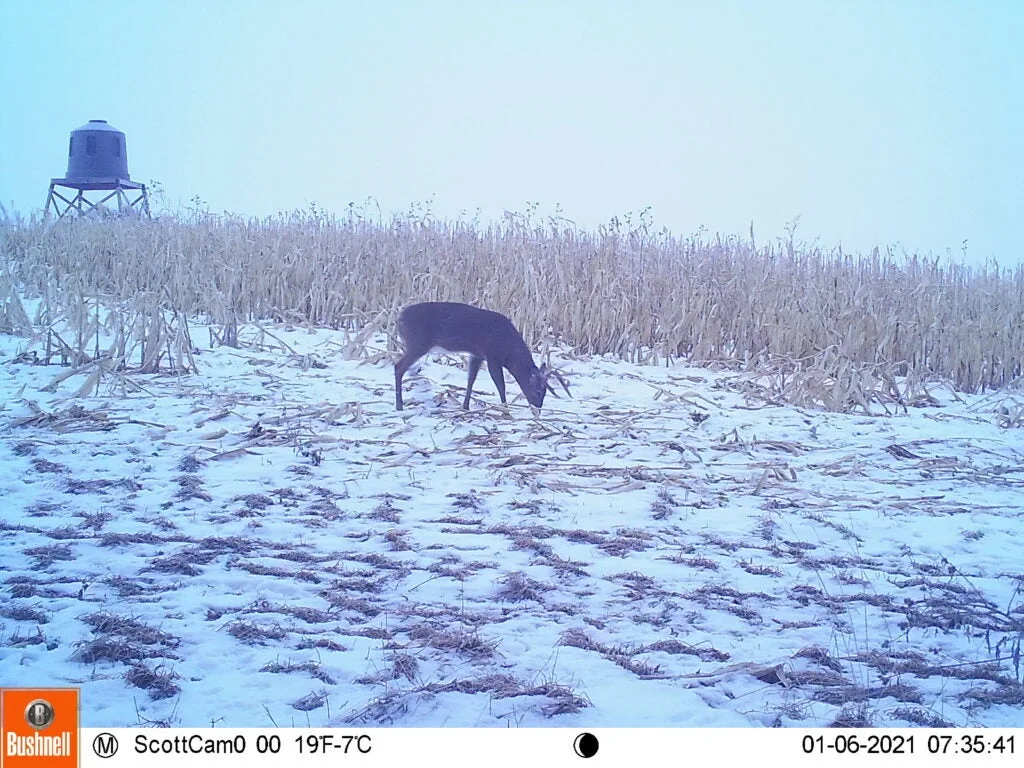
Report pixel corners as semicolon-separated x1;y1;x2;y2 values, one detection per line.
394;350;425;411
487;359;507;404
463;355;484;410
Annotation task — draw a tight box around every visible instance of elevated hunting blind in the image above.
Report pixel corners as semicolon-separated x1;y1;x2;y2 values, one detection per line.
44;119;151;219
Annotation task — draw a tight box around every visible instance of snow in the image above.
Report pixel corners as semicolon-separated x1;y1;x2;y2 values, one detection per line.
1;316;1023;729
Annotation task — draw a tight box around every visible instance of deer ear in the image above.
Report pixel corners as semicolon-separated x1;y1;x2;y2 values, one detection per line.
535;364;549;387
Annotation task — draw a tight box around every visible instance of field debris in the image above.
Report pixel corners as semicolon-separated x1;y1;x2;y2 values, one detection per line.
3;314;1023;728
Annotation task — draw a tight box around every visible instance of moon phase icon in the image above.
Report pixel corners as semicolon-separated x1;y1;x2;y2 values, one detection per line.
573;732;599;758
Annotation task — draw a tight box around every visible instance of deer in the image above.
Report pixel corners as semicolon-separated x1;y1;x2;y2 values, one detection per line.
394;302;571;411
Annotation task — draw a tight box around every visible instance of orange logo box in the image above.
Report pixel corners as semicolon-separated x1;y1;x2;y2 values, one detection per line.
0;689;79;768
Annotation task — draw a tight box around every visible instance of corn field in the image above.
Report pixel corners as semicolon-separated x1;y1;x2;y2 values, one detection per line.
1;204;1022;396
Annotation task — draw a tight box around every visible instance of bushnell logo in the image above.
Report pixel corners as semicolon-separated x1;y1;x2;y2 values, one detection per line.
24;699;56;730
1;688;79;767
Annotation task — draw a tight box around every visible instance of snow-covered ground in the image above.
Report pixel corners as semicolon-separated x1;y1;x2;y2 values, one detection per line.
2;318;1023;728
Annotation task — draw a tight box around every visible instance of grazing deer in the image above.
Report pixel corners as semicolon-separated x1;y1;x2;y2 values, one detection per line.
394;302;570;411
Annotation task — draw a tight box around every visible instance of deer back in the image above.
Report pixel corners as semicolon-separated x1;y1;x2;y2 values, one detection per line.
398;302;534;370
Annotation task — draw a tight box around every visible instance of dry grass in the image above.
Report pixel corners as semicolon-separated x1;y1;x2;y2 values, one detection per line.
124;662;182;700
3;205;1023;402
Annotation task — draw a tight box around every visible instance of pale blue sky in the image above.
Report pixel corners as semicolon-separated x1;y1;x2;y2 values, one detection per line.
1;1;1021;263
